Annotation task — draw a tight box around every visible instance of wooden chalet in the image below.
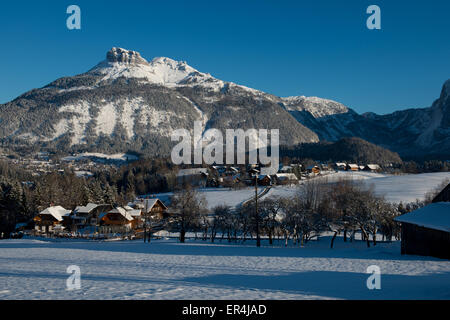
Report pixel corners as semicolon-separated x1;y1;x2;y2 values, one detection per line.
221;174;241;187
394;202;450;259
34;206;71;234
274;173;298;185
364;164;381;172
347;164;359;171
306;165;320;175
334;162;347;171
71;203;113;231
257;175;272;186
124;205;143;223
99;207;135;233
133;198;169;220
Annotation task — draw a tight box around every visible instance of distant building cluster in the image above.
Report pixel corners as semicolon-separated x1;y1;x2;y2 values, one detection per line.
32;198;168;237
175;162;385;188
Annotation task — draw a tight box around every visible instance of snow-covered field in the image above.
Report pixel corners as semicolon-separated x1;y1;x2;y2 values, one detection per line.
0;238;449;300
141;187;266;210
62;152;139;162
263;172;450;203
198;187;266;210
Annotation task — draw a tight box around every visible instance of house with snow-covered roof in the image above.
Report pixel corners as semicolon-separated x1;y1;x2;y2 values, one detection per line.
131;198;168;219
71;203;114;231
257;175;272;186
364;164;381;172
346;164;359;171
334;162;347;170
306;165;320;175
99;207;136;233
394;202;450;259
274;173;299;185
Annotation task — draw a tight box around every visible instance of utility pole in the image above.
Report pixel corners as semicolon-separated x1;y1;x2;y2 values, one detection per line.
143;199;148;243
148;205;152;244
255;174;260;247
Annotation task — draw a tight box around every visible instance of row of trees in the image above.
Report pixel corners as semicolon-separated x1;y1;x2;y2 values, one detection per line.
167;179;422;248
400;160;449;173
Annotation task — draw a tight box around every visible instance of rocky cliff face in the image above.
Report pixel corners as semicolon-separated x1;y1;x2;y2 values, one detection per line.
106;47;149;65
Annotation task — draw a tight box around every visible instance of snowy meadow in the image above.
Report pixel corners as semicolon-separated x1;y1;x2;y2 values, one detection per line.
0;238;449;300
1;171;449;300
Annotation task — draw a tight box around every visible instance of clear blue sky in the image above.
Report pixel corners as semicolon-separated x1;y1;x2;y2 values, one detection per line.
0;0;449;114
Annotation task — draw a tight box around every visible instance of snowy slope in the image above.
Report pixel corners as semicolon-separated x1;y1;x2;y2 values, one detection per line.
141;187;266;211
62;152;139;162
0;238;449;300
281;96;349;118
264;172;450;203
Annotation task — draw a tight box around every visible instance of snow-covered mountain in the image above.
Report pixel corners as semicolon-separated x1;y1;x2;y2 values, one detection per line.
0;48;318;156
88;47;224;90
0;47;448;159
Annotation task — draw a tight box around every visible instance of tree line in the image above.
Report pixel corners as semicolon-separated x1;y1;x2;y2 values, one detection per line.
165;179;426;248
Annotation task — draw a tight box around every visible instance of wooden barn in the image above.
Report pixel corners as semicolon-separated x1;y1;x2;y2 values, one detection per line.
394;202;450;259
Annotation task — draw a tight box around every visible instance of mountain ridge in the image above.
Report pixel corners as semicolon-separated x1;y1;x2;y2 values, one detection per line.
0;47;448;159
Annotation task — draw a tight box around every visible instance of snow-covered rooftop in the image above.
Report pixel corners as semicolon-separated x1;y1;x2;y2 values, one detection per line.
177;168;208;177
107;207;134;221
74;203;100;214
39;206;71;222
394;202;450;233
275;173;298;180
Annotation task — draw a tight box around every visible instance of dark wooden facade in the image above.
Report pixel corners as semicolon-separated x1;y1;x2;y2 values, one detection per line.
432;183;450;203
147;199;168;219
71;204;114;230
257;175;272;186
400;222;450;260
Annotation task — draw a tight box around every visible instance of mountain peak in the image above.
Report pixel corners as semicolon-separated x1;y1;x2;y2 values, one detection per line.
88;48;223;89
442;79;450;98
106;47;149;65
